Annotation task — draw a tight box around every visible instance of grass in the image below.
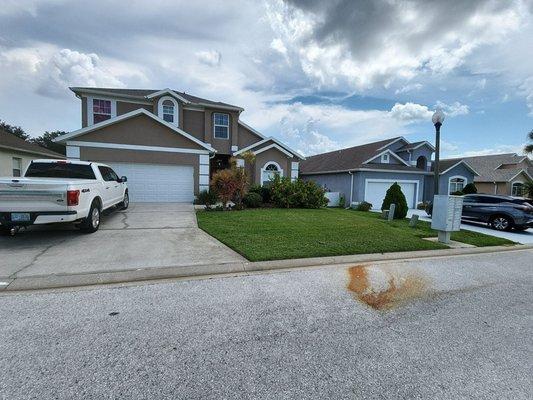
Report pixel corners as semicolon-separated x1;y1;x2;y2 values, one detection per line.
197;208;515;261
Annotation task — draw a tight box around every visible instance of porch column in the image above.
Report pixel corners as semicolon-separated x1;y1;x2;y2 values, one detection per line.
199;154;210;192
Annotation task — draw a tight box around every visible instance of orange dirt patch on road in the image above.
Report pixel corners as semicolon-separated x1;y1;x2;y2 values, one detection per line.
347;264;429;310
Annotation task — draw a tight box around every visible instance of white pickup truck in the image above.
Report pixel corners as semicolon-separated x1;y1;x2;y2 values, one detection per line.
0;159;129;235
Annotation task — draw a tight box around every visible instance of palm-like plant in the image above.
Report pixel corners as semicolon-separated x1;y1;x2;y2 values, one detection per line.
525;129;533;154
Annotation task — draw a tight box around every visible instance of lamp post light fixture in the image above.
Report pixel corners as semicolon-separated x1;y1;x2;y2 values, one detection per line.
432;109;445;195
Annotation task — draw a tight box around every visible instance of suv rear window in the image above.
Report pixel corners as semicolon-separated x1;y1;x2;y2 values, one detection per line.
25;162;96;179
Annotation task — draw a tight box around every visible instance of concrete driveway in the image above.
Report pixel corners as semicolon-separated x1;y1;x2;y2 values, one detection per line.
0;203;245;284
408;209;533;244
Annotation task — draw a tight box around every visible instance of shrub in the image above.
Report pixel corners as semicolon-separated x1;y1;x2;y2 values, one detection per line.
249;184;272;203
525;181;533;199
462;183;477;194
356;201;372;211
381;182;408;219
211;163;249;210
416;202;427;210
269;176;328;208
243;192;262;208
451;190;464;196
194;189;218;208
339;194;346;208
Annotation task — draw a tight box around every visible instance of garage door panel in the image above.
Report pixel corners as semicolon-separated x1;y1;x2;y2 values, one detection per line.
107;162;194;203
364;180;417;209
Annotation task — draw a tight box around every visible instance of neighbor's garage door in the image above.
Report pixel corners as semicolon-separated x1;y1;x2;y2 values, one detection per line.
106;162;194;203
364;180;417;210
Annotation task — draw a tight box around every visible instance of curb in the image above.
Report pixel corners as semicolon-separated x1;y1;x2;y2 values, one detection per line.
3;244;532;292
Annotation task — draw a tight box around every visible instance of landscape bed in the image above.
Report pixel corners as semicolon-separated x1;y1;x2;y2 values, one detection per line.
196;208;515;261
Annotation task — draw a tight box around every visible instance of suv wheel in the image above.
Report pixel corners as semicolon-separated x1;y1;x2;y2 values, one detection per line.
490;215;513;231
120;192;129;210
80;201;101;233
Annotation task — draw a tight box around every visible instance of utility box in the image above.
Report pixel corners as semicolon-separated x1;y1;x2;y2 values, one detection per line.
431;195;463;243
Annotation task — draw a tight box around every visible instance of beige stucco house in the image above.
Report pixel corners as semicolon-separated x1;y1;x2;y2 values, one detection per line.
54;87;304;202
0;129;64;177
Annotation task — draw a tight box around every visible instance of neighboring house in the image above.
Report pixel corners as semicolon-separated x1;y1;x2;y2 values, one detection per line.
300;137;478;209
54;87;304;202
440;153;533;196
0;129;65;177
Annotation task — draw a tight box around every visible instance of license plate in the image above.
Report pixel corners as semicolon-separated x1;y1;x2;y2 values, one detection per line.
11;213;30;222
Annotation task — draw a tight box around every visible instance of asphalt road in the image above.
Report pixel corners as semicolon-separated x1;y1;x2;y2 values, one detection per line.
1;249;532;399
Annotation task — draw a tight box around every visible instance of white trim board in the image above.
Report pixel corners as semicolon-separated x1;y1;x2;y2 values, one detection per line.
395;141;435;152
233;137;305;160
376;137;408;151
254;143;293;157
440;160;479;176
363;149;410;166
54;108;215;152
66;140;211;155
145;88;191;104
364;178;420;209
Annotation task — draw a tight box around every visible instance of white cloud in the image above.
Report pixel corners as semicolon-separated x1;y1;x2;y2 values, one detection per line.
435;101;470;117
265;0;529;92
270;38;288;55
36;49;126;97
195;50;222;67
395;83;423;94
389;102;432;122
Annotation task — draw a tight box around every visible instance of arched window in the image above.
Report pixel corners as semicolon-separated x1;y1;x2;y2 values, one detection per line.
512;182;525;196
157;96;179;125
416;156;427;170
261;162;283;186
448;176;466;194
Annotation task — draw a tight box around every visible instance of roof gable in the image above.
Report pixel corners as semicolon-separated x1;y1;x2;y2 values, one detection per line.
53;109;215;152
234;137;305;160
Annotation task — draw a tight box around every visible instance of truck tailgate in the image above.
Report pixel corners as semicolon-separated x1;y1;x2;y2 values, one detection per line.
0;178;70;212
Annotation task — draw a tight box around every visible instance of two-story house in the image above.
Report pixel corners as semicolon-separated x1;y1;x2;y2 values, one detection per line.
54;87;304;202
300;137;478;209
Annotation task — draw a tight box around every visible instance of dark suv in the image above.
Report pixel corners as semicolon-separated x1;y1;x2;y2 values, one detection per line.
427;194;533;231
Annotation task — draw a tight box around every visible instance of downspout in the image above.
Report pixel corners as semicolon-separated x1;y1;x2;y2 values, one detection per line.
493;181;497;194
348;171;354;208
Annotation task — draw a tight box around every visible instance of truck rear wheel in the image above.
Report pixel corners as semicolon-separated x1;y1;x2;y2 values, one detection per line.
80;201;101;233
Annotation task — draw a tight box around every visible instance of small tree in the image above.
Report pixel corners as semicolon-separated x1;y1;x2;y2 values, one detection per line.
524;181;533;199
210;159;249;210
524;129;533;154
462;183;477;194
381;183;408;219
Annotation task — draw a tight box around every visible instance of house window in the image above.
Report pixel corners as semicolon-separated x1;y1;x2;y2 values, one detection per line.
261;162;282;186
381;153;390;163
162;101;175;123
12;157;22;177
449;177;466;194
213;113;229;139
93;99;112;123
512;182;525;196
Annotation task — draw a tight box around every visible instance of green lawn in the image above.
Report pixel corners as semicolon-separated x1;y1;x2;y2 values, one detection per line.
197;208;515;261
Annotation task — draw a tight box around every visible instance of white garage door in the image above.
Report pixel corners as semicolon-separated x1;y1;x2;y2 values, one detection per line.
364;180;417;210
106;162;194;203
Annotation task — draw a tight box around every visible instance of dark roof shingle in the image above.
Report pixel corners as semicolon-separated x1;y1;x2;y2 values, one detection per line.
70;87;242;109
0;130;64;158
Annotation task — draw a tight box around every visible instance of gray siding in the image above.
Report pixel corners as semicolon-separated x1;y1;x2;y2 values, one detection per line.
301;173;352;202
439;163;475;195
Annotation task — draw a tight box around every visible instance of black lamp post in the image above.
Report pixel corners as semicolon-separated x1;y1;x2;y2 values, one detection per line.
432;109;445;195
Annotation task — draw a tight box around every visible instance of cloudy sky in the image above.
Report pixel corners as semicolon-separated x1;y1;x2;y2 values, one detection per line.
0;0;532;157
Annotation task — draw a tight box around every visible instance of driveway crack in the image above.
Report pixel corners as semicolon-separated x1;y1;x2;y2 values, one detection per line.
120;212;130;230
9;238;68;278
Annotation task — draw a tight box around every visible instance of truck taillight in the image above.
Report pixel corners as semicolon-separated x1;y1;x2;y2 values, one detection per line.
67;190;80;206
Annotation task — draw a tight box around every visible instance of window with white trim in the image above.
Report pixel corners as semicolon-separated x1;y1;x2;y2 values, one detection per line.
512;182;525;196
93;99;112;123
162;100;175;123
449;177;466;194
381;153;390;163
12;157;22;177
213;113;229;139
262;162;281;186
